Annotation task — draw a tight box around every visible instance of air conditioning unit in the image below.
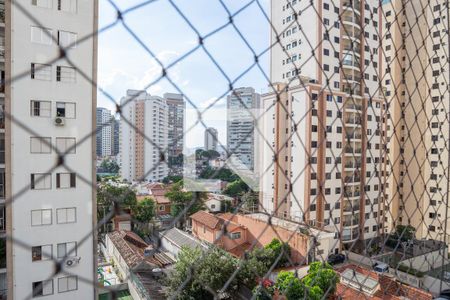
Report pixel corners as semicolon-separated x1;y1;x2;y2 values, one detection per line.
64;257;81;267
54;117;65;126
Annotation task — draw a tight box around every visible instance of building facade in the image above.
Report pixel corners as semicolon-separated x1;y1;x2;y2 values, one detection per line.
96;107;113;157
260;0;386;253
204;127;218;151
227;87;261;171
382;0;450;241
120;90;169;182
5;0;97;299
112;118;120;156
164;93;185;170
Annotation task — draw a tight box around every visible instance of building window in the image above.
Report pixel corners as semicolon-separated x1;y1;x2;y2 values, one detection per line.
56;102;76;118
159;205;165;211
30;137;51;153
31;173;52;190
32;245;52;261
56;137;76;154
30;100;51;117
31;209;52;226
57;242;77;258
31;26;52;45
229;232;241;240
31;63;52;81
58;0;77;12
56;66;76;83
56;173;76;189
56;207;76;224
32;0;52;8
58;30;77;48
32;280;54;297
58;276;78;293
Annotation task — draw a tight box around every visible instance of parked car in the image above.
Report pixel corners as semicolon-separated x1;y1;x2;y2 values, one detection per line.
436;289;450;300
372;262;389;273
327;253;346;265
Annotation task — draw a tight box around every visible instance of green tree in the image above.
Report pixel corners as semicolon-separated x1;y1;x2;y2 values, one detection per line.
100;158;120;173
133;197;155;223
265;238;291;268
303;262;339;296
165;181;205;228
97;184;137;222
167;247;239;299
223;179;249;197
241;191;259;212
275;271;304;300
395;224;415;241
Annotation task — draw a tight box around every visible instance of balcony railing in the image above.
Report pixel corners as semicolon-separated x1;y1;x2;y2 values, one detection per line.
345;103;362;110
344;161;361;168
343;204;360;212
343;59;360;68
344;176;361;183
343;0;361;11
346;133;362;140
345;117;362;124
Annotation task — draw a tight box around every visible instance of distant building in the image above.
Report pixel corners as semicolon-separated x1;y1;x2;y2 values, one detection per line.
96;107;113;157
204;127;218;151
112;118;120;156
120;90;169;182
164;93;185;169
227;87;261;171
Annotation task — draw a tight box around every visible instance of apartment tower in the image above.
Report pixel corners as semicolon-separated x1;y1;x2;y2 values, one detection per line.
204;127;218;151
164;93;185;171
260;0;386;253
382;0;450;241
227;87;261;172
96;107;113;157
120;90;169;182
4;0;98;298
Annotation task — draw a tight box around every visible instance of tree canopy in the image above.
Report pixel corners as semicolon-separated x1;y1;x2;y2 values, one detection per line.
99;158;120;174
133;197;155;223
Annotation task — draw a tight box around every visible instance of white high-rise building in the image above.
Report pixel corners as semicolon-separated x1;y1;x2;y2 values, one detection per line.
96;107;113;157
260;0;386;253
227;87;261;172
204;127;218;151
4;0;98;299
120;90;169;182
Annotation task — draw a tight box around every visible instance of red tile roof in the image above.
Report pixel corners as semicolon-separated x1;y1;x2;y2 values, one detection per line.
190;210;223;229
334;264;432;300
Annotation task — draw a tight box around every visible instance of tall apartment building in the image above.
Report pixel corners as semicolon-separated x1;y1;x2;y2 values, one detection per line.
112;118;119;156
204;127;218;151
382;0;450;241
227;87;261;172
3;0;97;299
96;107;113;157
260;0;386;253
165;93;185;169
120;90;169;182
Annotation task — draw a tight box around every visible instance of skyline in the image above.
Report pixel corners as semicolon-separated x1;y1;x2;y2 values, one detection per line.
98;0;271;148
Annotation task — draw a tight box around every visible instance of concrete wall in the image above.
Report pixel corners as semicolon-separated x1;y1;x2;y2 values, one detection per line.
400;250;448;272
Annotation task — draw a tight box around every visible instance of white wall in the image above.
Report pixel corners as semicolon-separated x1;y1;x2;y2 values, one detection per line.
9;1;96;299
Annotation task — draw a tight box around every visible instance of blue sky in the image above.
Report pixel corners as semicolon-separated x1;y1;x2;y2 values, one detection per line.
98;0;271;148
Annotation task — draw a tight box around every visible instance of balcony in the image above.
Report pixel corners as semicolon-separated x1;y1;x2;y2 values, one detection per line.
344;160;361;169
346;133;362;140
345;117;362;125
343;0;361;11
343;218;359;227
345;103;362;111
343;203;360;212
344;175;361;183
343;83;362;95
343;58;360;68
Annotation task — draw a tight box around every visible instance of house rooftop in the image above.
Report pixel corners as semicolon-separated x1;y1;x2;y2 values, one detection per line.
160;227;208;251
244;213;334;238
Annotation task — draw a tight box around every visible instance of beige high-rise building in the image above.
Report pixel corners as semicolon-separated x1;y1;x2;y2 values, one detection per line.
260;0;387;253
383;0;450;241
